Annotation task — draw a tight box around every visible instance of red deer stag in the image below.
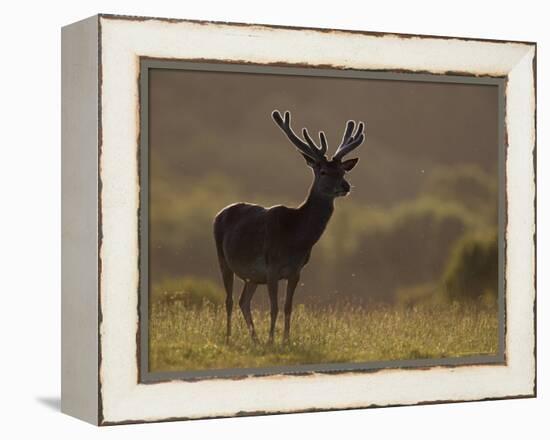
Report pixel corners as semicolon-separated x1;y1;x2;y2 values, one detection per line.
214;110;365;344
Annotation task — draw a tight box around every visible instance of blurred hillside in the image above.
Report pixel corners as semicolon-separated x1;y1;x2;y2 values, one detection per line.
148;68;500;306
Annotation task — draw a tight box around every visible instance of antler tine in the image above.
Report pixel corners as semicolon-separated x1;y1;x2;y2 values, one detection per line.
302;128;327;159
340;120;356;147
271;110;325;162
319;131;328;156
333;121;365;160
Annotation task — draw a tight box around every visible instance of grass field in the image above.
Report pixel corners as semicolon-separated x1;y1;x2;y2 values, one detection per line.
149;300;499;373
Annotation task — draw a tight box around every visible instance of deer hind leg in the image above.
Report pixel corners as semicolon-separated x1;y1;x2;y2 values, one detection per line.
284;273;300;343
239;281;259;343
214;227;233;343
267;279;279;344
220;264;234;343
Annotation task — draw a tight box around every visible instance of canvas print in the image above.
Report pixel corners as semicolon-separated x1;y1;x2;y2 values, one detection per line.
144;65;502;375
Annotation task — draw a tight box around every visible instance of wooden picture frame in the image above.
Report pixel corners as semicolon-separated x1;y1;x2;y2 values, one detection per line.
61;14;536;425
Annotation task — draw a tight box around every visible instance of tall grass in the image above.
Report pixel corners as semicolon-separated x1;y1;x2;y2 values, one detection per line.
149;301;498;372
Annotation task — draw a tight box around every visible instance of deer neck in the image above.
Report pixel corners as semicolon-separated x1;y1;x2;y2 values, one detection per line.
296;185;335;248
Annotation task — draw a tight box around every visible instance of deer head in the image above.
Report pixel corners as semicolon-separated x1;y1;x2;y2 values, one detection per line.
272;110;365;198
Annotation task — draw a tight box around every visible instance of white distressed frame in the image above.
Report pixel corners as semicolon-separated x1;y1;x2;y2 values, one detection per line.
97;15;536;424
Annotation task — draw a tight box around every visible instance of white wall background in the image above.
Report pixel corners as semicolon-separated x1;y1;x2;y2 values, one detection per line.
0;0;546;437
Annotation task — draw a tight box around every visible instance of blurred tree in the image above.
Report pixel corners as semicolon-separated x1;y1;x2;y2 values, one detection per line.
420;164;498;224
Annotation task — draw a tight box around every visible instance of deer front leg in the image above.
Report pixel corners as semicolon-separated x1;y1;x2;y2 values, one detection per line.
267;278;279;344
239;281;259;343
284;273;300;344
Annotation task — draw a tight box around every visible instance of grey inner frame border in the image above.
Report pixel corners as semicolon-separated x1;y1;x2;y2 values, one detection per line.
139;59;506;383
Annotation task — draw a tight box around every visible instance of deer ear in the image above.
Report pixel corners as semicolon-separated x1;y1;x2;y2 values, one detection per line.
342;157;359;172
302;153;317;168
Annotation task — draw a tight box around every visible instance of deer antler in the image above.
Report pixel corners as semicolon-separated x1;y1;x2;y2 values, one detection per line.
332;120;365;161
272;110;327;162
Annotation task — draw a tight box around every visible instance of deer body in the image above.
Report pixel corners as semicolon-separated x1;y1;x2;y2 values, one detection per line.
215;194;332;283
214;111;365;343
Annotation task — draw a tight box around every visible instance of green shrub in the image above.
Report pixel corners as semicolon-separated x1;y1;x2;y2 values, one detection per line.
152;276;225;307
442;230;498;302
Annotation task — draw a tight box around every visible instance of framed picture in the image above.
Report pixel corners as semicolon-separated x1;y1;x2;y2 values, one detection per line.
61;14;536;425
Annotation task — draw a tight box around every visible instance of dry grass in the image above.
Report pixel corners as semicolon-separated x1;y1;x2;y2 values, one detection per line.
149;300;498;372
